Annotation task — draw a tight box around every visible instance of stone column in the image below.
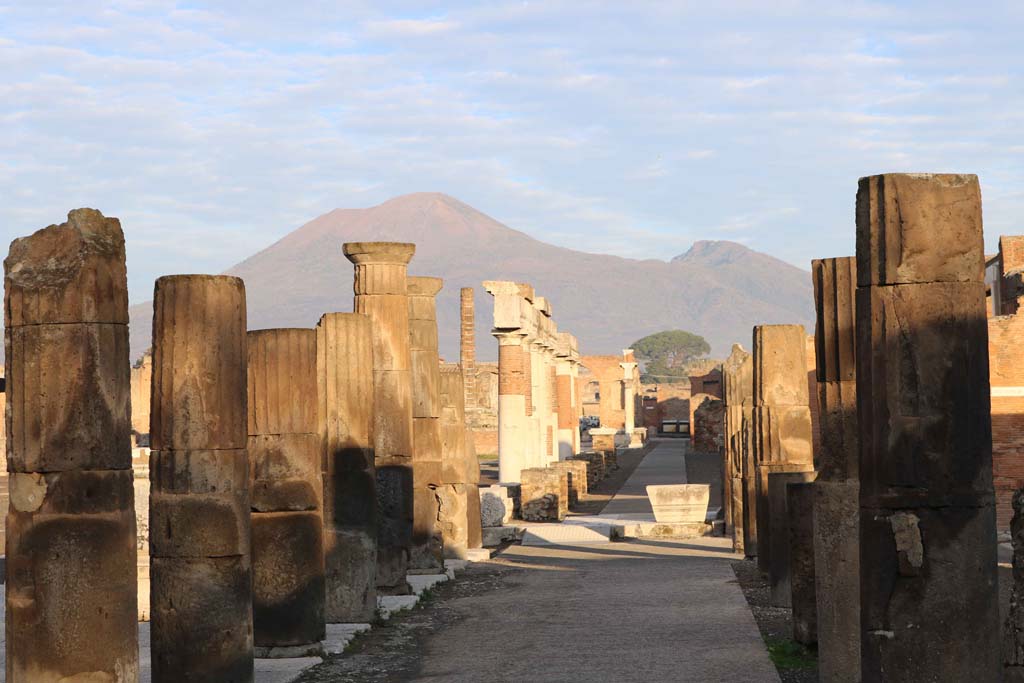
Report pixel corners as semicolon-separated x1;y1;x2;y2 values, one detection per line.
620;353;640;447
740;395;758;557
811;256;860;679
857;173;999;679
344;242;415;593
247;329;324;656
317;313;377;621
528;337;546;468
555;333;579;460
723;344;752;553
408;276;445;572
788;481;817;645
752;324;813;575
767;470;816;607
439;364;471;558
495;332;528;483
5;209;138;682
460;287;477;415
150;275;253;682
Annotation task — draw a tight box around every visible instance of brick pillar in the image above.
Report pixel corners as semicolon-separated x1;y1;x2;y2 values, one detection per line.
247;329;324;654
856;173;998;679
408;276;445;572
556;359;575;460
547;349;558;462
5;209;138;682
150;275;253;682
496;333;528;484
752;324;813;577
343;241;415;594
460;287;476;413
811;256;860;679
723;343;752;554
317;313;377;621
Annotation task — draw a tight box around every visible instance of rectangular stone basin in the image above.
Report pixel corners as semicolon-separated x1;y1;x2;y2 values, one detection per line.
646;484;710;523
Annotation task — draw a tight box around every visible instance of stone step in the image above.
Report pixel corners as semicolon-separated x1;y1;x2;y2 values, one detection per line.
521;523;612;546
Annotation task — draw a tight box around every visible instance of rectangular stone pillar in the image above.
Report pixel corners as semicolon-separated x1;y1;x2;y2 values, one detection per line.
344;242;415;594
740;396;758;558
788;481;817;644
768;470;816;607
408;276;445;572
752;324;814;574
4;209;138;682
811;256;860;679
317;313;378;621
857;173;999;680
150;275;253;682
248;328;325;655
439;364;479;559
723;344;752;553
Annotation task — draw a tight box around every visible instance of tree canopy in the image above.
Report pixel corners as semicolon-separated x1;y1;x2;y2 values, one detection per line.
630;330;710;383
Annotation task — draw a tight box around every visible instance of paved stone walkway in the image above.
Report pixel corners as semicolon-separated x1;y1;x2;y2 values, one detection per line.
406;438;778;682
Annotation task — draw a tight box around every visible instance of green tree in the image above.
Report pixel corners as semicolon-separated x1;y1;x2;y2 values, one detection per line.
630;330;710;383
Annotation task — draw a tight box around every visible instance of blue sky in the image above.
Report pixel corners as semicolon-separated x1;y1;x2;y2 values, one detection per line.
2;1;1022;302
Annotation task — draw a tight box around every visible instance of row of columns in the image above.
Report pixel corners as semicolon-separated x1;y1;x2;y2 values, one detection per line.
4;226;483;682
483;280;581;484
724;173;1002;680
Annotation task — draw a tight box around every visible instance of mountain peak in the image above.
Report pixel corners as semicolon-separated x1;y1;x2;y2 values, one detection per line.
672;240;755;265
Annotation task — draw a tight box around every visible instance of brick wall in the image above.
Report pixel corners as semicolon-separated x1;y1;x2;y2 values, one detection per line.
692;396;725;452
690;367;723;398
988;310;1024;529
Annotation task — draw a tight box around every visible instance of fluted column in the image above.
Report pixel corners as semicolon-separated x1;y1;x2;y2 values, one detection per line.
247;328;324;655
343;241;415;593
150;275;252;682
5;209;138;682
317;313;377;621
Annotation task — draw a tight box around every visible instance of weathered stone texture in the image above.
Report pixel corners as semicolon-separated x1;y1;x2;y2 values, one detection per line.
767;471;816;608
723;344;752;551
344;242;415;593
551;460;588;506
753;325;809;407
150;274;253;682
520;467;568;521
814;481;860;683
787;482;816;644
317;312;378;620
856;173;999;680
692;396;725;453
247;329;324;649
4;209;138;683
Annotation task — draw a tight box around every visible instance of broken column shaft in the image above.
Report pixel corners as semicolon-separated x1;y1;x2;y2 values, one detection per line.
247;328;325;654
149;275;253;682
343;242;415;592
317;312;378;621
856;173;999;680
408;276;445;571
723;344;752;554
811;256;860;678
4;209;138;682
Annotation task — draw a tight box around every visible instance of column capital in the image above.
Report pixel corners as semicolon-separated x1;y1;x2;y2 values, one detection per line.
342;241;415;266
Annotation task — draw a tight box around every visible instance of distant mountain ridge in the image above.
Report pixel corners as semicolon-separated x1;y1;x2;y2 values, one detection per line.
128;192;814;362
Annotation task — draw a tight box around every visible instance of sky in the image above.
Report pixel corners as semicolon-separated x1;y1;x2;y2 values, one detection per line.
2;1;1023;302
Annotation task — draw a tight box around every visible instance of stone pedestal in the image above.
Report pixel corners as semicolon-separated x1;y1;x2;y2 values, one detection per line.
317;313;378;621
408;276;445;572
344;242;415;594
150;275;253;683
4;209;138;683
520;468;568;521
590;427;617;455
248;329;324;653
647;484;710;523
857;173;999;680
480;485;515;527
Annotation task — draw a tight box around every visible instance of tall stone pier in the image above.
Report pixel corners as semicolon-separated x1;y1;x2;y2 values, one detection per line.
248;329;325;654
811;256;860;679
439;364;474;558
408;276;446;571
317;313;377;621
856;173;999;679
752;324;813;575
5;209;138;682
460;287;477;414
485;281;531;483
344;242;415;593
555;332;580;459
723;344;752;553
150;275;253;682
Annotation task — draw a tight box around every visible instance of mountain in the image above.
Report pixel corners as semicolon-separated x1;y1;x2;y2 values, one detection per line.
127;192;814;363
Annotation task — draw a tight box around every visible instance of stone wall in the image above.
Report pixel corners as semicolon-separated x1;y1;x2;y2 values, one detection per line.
690;367;723;398
692;396;725;453
988;309;1024;529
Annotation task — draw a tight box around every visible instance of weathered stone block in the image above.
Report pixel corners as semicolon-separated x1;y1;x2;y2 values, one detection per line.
520;467;568;521
816;380;857;481
756;462;813;575
438;483;469;559
768;471;816;608
551;460;588;505
149;489;251;558
590;427;617;454
646;484;710;523
150;556;255;683
788;481;816;644
480;484;514;527
249;434;321;512
325;527;377;622
813;481;860;683
252;511;325;647
856;173;983;287
753;325;809;407
751;405;814;466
